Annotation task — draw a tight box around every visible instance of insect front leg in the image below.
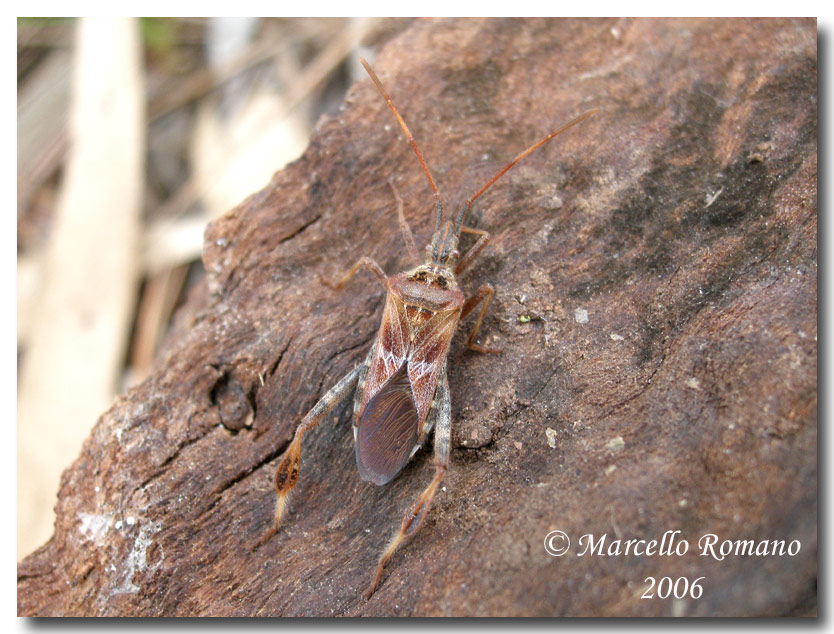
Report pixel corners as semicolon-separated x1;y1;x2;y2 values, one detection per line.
455;227;490;275
388;179;420;265
454;228;497;353
461;283;499;354
365;370;451;599
262;364;363;542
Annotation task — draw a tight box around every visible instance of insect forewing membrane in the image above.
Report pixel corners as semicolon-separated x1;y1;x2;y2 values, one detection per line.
355;363;419;485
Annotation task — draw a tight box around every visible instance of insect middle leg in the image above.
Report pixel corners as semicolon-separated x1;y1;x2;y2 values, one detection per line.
365;370;451;599
263;364;363;541
322;256;388;291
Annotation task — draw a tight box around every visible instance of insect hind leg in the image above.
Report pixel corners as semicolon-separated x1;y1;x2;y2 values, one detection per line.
257;364;362;547
364;369;451;599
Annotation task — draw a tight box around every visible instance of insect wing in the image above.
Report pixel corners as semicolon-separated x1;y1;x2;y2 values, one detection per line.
355;362;419;485
363;294;410;400
407;308;460;428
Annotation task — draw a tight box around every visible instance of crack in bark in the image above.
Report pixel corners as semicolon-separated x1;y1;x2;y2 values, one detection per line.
599;352;667;421
135;410;218;493
275;214;322;246
193;442;290;522
265;338;293;381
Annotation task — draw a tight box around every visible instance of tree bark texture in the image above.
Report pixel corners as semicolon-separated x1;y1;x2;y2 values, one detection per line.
18;17;816;616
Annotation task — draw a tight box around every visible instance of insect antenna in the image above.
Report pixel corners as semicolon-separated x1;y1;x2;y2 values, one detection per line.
454;109;598;234
360;57;445;231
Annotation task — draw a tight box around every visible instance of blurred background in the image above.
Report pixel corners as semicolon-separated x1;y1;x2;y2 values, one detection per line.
17;16;404;560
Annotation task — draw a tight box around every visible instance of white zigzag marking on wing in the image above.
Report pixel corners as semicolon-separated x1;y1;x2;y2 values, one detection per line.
409;360;434;381
380;349;433;381
381;348;404;374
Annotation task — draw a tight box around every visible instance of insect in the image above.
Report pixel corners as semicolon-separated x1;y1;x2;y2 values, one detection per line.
262;57;594;598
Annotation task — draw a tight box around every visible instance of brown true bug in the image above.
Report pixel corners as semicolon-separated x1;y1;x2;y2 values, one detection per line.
262;57;594;599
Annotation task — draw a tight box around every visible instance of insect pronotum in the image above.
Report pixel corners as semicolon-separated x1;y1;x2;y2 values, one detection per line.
261;57;594;599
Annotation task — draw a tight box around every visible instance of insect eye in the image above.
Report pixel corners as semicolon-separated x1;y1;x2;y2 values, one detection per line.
451;249;460;259
437;276;448;288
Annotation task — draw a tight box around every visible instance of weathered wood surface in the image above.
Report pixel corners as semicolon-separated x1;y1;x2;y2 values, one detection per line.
18;17;816;616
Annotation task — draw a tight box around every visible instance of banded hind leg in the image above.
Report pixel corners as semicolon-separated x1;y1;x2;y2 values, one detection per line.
261;364;363;543
365;369;451;599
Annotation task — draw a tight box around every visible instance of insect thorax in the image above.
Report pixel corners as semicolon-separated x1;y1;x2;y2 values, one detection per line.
388;267;465;337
